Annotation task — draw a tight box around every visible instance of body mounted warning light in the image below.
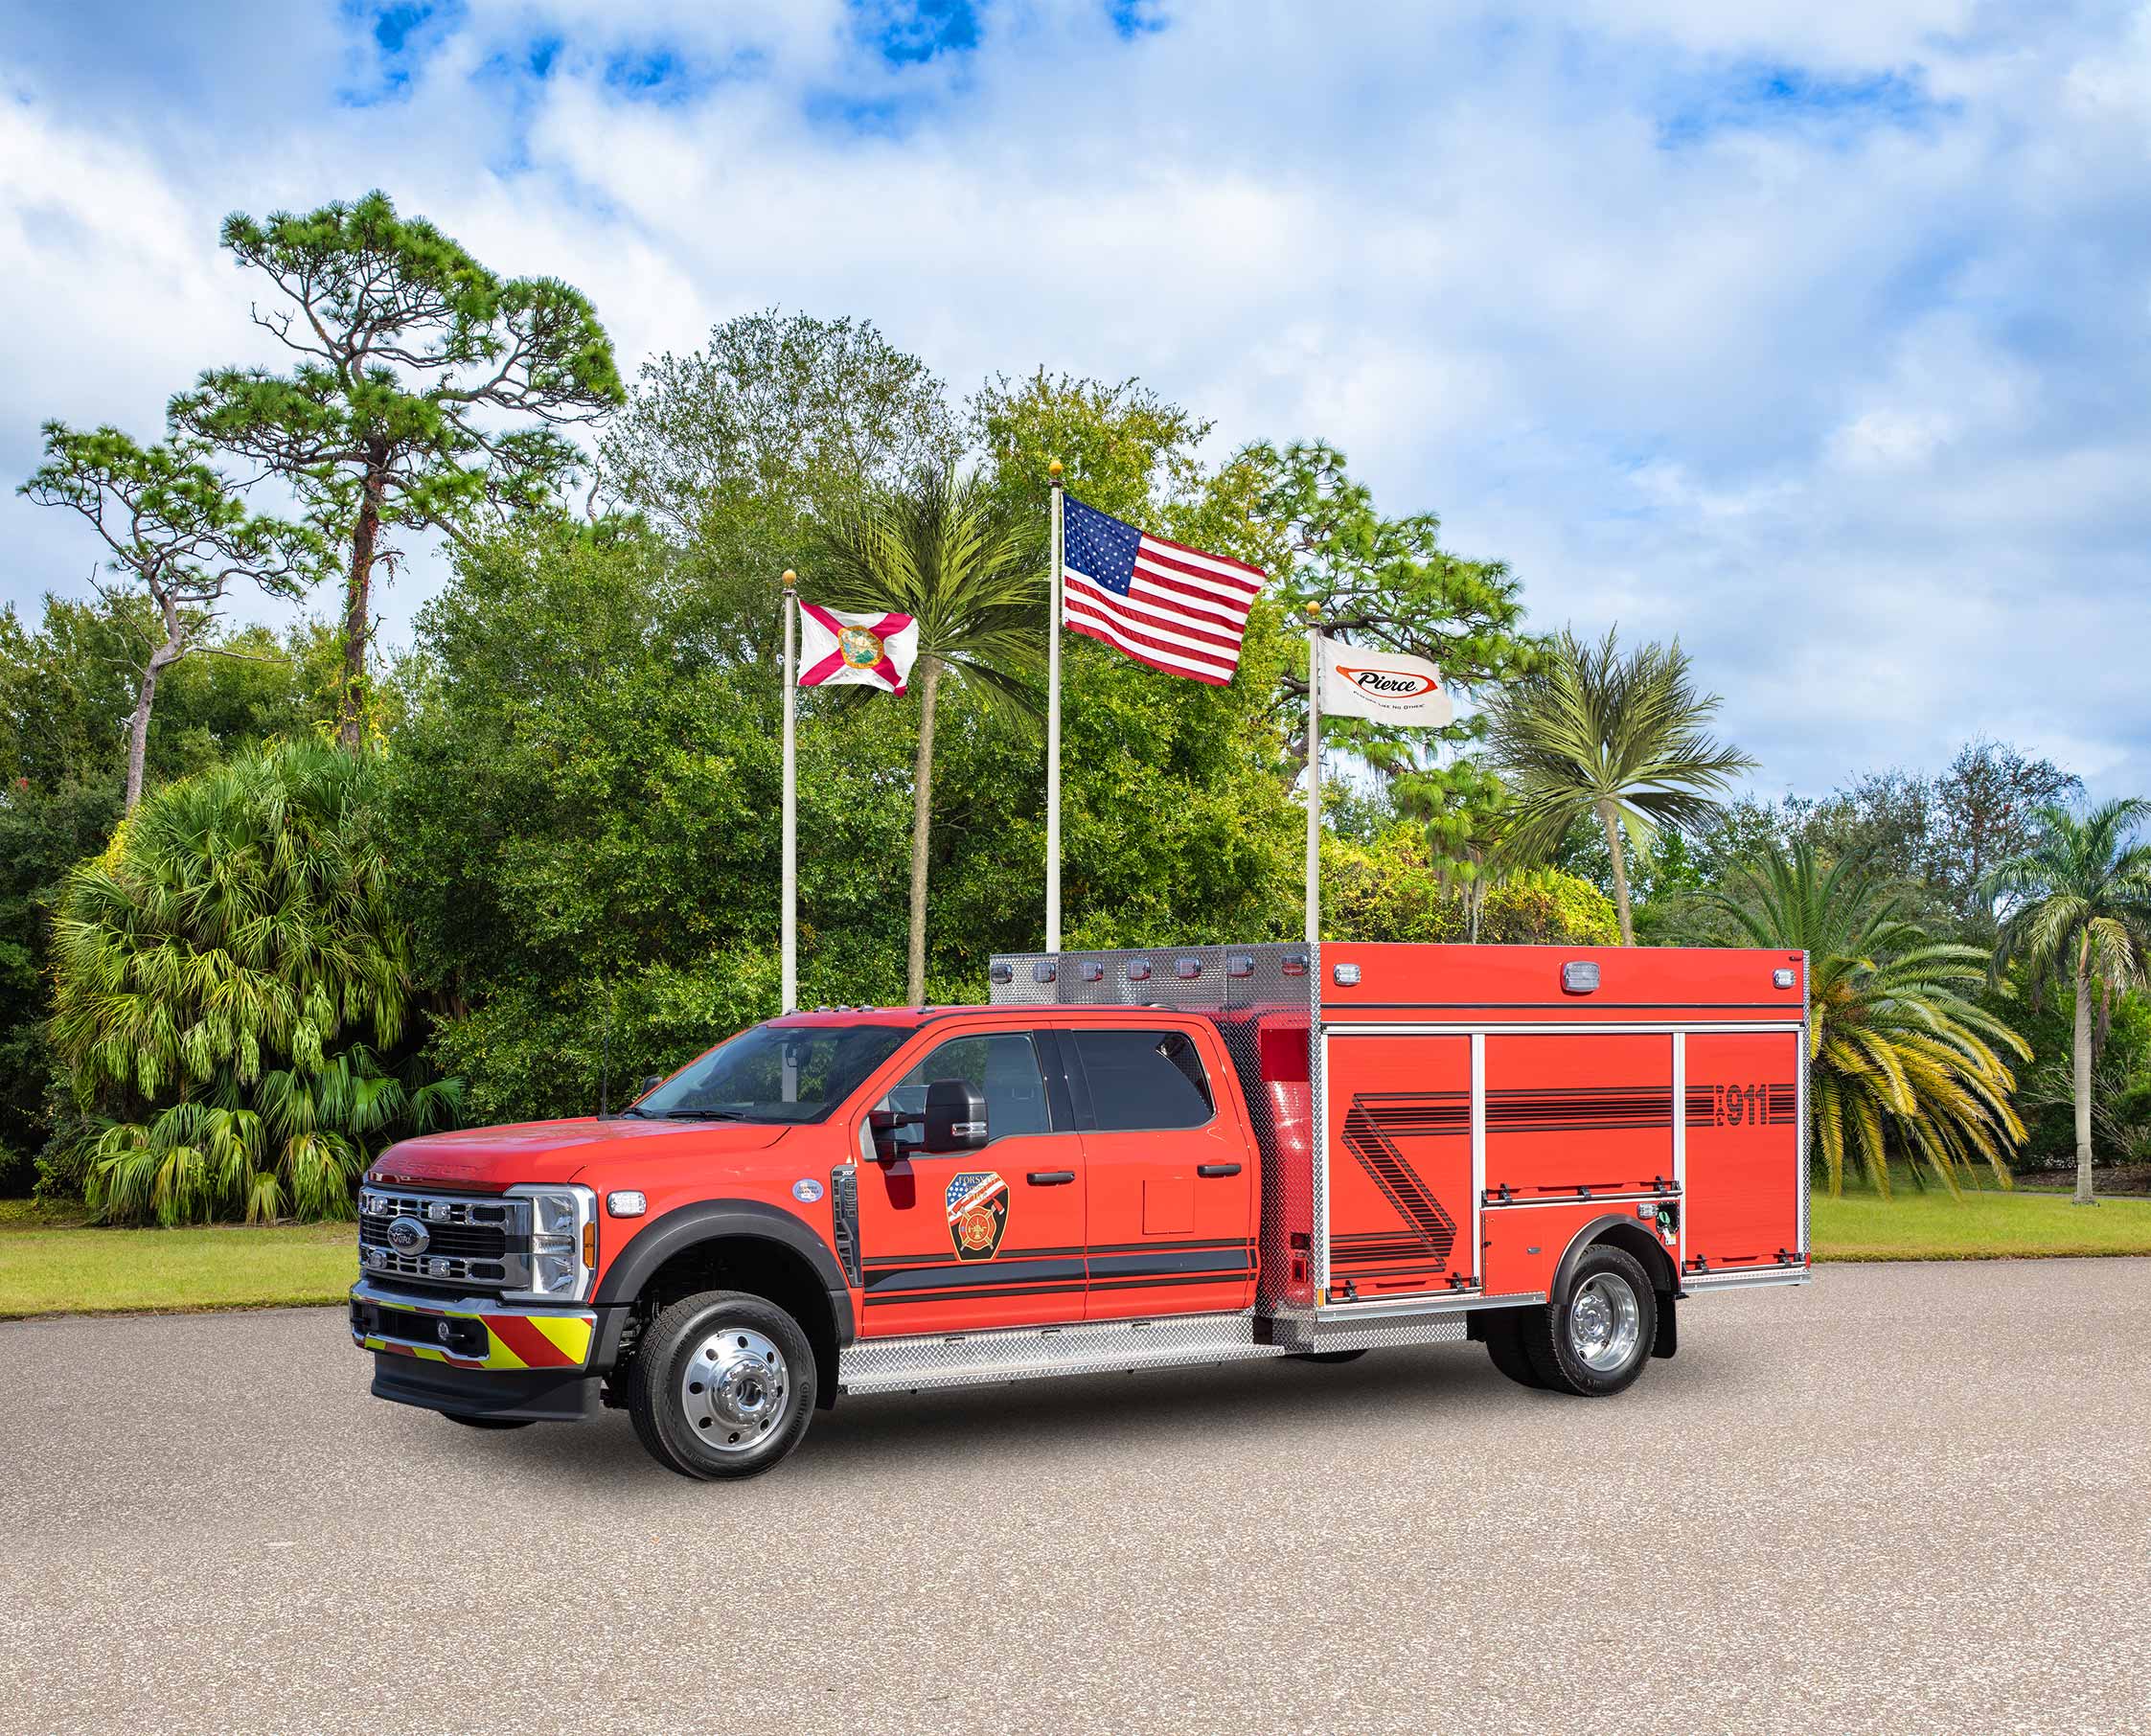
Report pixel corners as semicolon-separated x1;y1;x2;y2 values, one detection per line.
1773;968;1796;989
1032;961;1057;984
1176;958;1202;979
1127;960;1152;982
989;962;1014;984
1080;961;1105;982
1332;962;1362;987
1227;954;1254;979
1562;962;1600;994
1282;953;1308;977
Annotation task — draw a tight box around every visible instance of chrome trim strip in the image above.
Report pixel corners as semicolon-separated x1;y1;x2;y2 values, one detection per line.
1309;1289;1543;1323
1682;1268;1812;1292
1798;950;1811;1257
1315;1008;1331;1297
1479;1192;1678;1211
348;1277;599;1320
1672;1030;1688;1271
1470;1032;1486;1288
838;1310;1286;1395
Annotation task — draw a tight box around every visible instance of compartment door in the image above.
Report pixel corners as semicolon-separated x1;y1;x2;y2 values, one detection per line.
1483;1033;1674;1199
1682;1031;1803;1272
1323;1034;1476;1297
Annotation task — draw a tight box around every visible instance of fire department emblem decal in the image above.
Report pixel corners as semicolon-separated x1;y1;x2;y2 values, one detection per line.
946;1171;1010;1261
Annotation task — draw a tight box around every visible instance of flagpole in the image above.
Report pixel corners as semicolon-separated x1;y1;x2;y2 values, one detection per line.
781;569;798;1014
1045;458;1064;954
1304;601;1322;949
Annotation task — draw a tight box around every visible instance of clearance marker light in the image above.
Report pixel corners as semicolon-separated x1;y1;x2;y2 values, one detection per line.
606;1191;647;1219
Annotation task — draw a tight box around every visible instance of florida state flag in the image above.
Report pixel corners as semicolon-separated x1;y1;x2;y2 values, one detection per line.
797;605;920;695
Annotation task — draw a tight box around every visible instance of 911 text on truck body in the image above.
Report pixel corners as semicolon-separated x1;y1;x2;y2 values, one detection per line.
351;941;1809;1477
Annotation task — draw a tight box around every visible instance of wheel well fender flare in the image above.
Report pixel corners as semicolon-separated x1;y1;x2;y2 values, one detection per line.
594;1199;855;1347
1550;1213;1679;1307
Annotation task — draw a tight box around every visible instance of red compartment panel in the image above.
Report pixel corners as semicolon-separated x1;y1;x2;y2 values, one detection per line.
1483;1033;1674;1199
1324;1033;1475;1295
1683;1031;1803;1270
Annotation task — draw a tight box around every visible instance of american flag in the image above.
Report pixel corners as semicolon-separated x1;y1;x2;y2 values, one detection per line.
1061;494;1265;685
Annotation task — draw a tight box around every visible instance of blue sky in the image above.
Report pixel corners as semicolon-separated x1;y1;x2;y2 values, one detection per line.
3;0;2148;801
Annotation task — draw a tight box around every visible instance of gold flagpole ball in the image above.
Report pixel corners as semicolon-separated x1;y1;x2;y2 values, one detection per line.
1047;459;1063;480
782;569;796;588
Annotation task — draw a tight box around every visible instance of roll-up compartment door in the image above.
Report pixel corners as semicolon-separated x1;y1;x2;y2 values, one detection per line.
1682;1030;1803;1271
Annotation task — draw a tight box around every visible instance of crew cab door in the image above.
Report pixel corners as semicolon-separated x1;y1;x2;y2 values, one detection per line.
853;1027;1087;1336
1059;1023;1257;1319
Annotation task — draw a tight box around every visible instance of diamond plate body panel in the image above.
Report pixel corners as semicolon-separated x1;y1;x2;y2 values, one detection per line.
837;1310;1288;1394
1272;1310;1472;1354
988;943;1317;1323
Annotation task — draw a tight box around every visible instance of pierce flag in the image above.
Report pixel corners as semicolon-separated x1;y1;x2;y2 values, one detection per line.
797;605;919;695
1316;636;1454;728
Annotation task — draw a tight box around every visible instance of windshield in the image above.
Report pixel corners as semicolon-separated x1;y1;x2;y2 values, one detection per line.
633;1023;911;1125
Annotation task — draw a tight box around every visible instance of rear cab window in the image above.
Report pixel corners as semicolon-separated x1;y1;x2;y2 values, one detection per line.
1068;1028;1214;1131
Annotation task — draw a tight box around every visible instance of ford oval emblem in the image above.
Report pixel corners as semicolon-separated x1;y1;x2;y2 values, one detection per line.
791;1178;825;1204
386;1216;430;1255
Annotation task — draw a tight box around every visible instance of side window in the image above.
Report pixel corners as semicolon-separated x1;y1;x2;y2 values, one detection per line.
882;1033;1054;1150
1073;1029;1213;1131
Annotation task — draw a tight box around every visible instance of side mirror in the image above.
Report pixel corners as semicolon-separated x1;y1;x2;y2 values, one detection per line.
638;1075;662;1097
922;1078;988;1154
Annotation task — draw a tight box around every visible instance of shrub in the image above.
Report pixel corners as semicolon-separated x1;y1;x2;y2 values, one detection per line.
48;741;458;1223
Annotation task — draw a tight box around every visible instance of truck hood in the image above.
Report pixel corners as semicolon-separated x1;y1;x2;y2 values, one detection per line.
369;1117;797;1190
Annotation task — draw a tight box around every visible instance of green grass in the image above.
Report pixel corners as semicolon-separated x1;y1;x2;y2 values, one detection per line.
0;1211;354;1318
1810;1182;2151;1262
3;1177;2149;1319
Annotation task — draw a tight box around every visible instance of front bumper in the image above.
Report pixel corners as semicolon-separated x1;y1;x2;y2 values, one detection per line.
352;1280;606;1423
350;1279;598;1373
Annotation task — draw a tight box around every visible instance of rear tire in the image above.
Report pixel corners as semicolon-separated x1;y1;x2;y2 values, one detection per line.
1481;1308;1548;1389
628;1290;817;1480
445;1413;535;1430
1524;1245;1657;1397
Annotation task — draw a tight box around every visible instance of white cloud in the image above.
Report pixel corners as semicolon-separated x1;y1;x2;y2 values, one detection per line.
1;0;2147;804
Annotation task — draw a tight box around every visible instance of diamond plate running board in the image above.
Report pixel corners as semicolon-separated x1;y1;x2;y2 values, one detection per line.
838;1311;1289;1396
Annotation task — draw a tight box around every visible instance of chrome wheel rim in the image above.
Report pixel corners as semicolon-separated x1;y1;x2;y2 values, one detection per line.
1568;1273;1641;1373
679;1326;789;1452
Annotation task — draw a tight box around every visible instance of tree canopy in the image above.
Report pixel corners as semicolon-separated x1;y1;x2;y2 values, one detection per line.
171;190;624;747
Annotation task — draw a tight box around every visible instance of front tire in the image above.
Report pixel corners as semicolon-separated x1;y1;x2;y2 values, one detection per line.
628;1290;817;1479
1523;1245;1657;1397
445;1413;535;1431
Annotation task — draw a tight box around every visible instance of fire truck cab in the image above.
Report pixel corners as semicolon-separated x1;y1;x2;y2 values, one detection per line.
351;941;1809;1478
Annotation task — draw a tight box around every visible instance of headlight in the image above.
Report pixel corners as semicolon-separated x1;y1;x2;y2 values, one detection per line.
504;1184;596;1303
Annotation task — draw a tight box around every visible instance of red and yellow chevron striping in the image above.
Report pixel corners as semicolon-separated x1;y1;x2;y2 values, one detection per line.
355;1304;594;1372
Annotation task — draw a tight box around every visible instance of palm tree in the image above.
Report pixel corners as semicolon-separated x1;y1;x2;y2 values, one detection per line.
813;468;1043;1003
49;741;461;1223
1984;800;2151;1205
1709;840;2028;1197
1485;628;1753;944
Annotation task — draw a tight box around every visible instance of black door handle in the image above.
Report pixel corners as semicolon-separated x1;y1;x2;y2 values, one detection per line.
1026;1170;1076;1186
1198;1163;1242;1178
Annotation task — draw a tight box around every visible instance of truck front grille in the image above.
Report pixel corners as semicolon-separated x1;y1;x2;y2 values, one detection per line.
357;1187;533;1293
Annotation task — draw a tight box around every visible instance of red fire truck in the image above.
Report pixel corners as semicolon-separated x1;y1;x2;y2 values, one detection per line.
351;941;1809;1477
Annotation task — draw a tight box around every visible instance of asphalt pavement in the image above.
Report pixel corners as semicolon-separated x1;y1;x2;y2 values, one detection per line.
3;1259;2146;1736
